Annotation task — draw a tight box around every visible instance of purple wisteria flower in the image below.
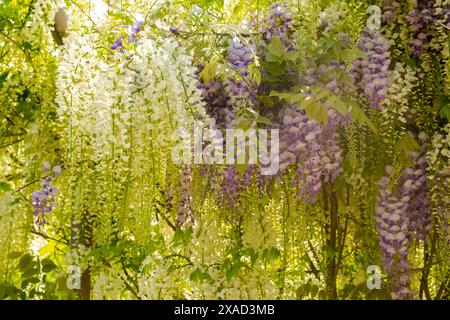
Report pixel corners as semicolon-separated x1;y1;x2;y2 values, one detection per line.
225;37;257;122
176;165;195;228
111;21;143;51
197;74;231;127
32;163;61;226
278;105;323;202
351;28;391;110
376;173;412;299
398;135;432;242
376;137;432;299
263;2;294;51
407;1;450;58
382;0;401;23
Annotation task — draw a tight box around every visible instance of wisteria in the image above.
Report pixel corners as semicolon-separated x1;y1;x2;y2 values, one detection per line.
376;170;413;300
382;0;401;23
376;135;433;299
176;165;195;228
351;28;391;110
111;21;143;51
198;76;231;127
31;163;61;226
263;2;294;51
406;1;450;58
399;135;432;242
278;105;323;201
225;38;257;125
1;0;449;302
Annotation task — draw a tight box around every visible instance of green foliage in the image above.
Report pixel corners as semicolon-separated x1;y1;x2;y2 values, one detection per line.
0;0;448;301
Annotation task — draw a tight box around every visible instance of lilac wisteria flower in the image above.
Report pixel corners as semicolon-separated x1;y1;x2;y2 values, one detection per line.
225;37;257;122
376;137;432;299
406;1;450;58
263;2;294;51
382;0;401;23
279;105;323;201
398;134;432;242
376;172;412;300
197;75;231;127
351;28;391;110
176;165;195;228
111;21;143;51
32;163;61;226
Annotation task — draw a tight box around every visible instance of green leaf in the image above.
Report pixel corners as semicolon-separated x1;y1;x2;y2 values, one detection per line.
199;57;218;84
394;133;419;155
244;248;258;265
225;266;239;281
345;98;378;134
22;267;38;278
18;254;33;271
262;247;280;262
264;61;286;76
435;95;450;119
305;98;329;125
257;115;272;125
8;251;23;259
266;37;285;62
439;104;450;119
172;227;192;246
0;72;8;86
310;284;319;298
190;270;202;282
248;62;261;85
401;55;417;68
20;42;33;51
322;244;336;258
16;100;35;121
41;259;57;273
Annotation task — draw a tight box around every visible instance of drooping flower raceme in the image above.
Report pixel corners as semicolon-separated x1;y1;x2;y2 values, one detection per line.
399;135;432;242
206;37;259;208
198;74;231;127
56;29;210;243
382;0;401;23
407;1;450;58
351;28;391;110
263;2;294;51
376;139;433;299
376;172;412;300
225;38;257;126
278;105;323;201
111;21;143;51
176;165;195;228
32;163;61;226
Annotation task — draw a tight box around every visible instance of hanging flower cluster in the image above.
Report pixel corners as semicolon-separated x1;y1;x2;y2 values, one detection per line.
225;38;257;126
279;105;322;200
376;170;412;300
376;135;433;299
263;2;294;51
198;75;231;127
382;0;401;23
32;163;61;226
176;165;195;228
351;28;391;110
407;1;450;58
2;0;449;301
111;21;144;51
399;136;432;242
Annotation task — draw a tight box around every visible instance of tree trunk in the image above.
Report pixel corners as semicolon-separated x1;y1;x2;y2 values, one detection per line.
324;184;339;299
